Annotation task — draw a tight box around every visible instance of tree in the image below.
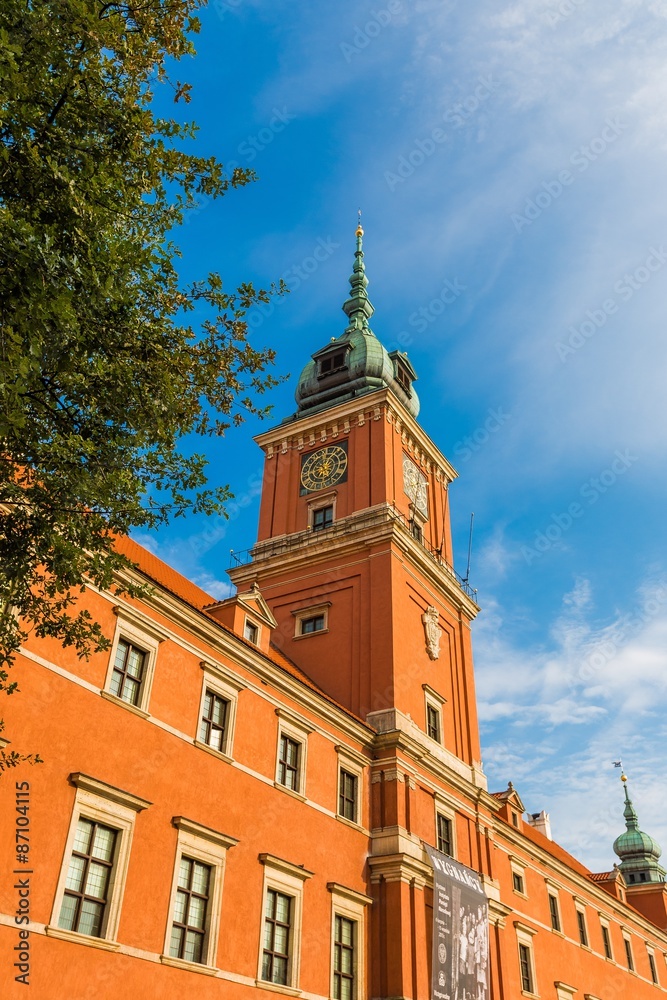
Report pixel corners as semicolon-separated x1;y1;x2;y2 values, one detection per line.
0;0;282;700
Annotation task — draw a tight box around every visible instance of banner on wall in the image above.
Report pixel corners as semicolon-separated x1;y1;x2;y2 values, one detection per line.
425;845;489;1000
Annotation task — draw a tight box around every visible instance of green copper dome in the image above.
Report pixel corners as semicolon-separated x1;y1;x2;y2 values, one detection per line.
612;777;665;885
291;224;419;420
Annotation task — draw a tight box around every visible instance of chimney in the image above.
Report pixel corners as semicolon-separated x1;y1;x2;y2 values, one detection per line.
527;810;552;840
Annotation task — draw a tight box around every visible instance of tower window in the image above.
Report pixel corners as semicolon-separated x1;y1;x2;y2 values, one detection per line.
395;364;412;395
512;872;525;894
312;505;334;531
426;705;441;743
318;352;347;378
301;614;325;635
436;814;452;856
244;619;259;644
518;944;534;993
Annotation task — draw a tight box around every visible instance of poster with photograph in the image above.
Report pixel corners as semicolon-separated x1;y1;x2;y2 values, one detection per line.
425;844;489;1000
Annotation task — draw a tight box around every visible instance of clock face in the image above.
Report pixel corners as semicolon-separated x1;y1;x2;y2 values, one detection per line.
300;444;348;493
402;454;428;518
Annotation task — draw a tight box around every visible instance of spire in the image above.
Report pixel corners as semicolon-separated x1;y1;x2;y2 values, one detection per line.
342;213;375;330
622;773;639;830
612;770;665;885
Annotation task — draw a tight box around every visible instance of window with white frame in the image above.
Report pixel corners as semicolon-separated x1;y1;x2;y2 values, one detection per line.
275;709;312;797
336;746;366;827
102;608;167;715
328;883;372;1000
195;661;245;760
308;491;337;532
162;817;238;971
510;858;527;897
575;905;589;947
648;946;659;985
258;854;313;990
434;795;456;858
599;917;613;960
422;684;445;746
623;933;635;971
548;892;561;932
514;922;538;996
293;603;331;638
244;619;260;644
49;773;150;945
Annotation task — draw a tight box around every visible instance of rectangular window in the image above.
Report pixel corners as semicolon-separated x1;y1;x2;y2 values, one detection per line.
601;922;612;959
339;769;358;822
437;814;452;856
576;909;588;947
518;943;533;993
169;857;211;964
278;734;301;792
110;638;146;706
548;893;561;932
319;352;347;377
426;704;441;742
58;818;117;938
312;505;334;531
513;872;525;895
262;889;292;985
333;915;356;1000
648;949;659;985
244;620;259;644
198;690;229;753
301;614;325;634
624;936;635;971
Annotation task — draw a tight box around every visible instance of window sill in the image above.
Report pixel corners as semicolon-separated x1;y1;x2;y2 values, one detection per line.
45;925;120;952
100;690;150;719
579;943;592;952
551;929;565;937
255;979;302;996
520;992;540;999
513;890;529;900
160;955;218;976
273;781;307;802
194;739;233;764
335;814;364;833
293;629;329;641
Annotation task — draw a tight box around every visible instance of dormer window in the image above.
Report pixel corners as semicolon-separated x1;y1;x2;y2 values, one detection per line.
389;350;417;399
318;350;347;379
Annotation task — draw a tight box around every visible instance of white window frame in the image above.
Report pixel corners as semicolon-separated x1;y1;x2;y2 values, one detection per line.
598;912;613;960
555;983;576;1000
510;856;528;898
47;773;150;948
647;944;660;985
514;921;538;998
274;708;313;799
102;606;168;717
574;901;590;948
622;929;635;972
328;883;372;1000
547;889;561;933
307;491;337;531
433;793;457;858
422;684;445;746
195;661;245;762
293;602;331;639
257;854;314;992
244;617;261;645
336;746;366;829
161;816;238;974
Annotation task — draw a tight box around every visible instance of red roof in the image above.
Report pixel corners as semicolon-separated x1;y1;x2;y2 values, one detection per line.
116;534;369;729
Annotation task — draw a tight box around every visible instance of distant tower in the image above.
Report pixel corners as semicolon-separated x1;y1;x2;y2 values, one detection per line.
613;773;666;884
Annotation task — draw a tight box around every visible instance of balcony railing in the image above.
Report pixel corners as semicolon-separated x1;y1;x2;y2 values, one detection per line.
229;502;477;601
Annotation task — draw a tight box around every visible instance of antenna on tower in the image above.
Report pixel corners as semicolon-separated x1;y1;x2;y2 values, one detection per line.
463;512;475;585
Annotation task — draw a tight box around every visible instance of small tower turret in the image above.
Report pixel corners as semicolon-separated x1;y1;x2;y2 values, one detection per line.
613;771;666;884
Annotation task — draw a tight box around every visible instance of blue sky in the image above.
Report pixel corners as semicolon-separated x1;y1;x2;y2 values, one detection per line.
141;0;667;872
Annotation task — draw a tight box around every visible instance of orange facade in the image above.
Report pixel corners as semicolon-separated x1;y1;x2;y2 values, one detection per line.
2;305;667;1000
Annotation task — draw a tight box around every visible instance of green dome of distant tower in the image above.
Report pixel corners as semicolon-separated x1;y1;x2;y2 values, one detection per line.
290;221;420;421
613;773;666;885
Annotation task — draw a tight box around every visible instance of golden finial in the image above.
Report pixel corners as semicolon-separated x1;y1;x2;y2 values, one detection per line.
356;208;364;237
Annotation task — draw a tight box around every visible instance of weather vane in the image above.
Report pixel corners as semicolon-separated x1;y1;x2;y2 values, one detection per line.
356;208;363;236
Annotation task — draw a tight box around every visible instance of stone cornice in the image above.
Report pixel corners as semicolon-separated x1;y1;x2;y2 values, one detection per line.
254;389;458;485
229;503;478;619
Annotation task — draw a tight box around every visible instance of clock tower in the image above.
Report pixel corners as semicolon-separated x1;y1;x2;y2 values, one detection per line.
229;224;483;774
